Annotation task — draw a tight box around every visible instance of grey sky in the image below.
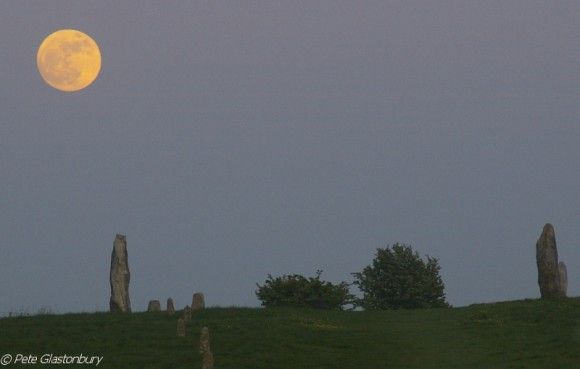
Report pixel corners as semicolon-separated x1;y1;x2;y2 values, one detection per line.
1;1;579;313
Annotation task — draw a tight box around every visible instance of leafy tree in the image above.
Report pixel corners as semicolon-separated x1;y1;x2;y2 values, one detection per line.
352;243;448;309
256;270;354;310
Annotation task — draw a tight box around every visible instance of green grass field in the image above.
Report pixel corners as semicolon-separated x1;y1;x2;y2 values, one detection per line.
1;298;579;368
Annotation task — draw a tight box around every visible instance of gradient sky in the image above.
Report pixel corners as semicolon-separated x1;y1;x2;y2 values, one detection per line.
1;1;580;314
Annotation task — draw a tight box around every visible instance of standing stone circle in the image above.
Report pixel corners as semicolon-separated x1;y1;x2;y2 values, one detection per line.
536;223;562;298
109;234;131;312
176;318;186;337
147;300;161;312
559;261;568;297
199;327;214;369
192;293;205;311
167;298;175;316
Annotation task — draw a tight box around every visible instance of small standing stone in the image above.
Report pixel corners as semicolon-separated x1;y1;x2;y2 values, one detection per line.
148;300;161;312
200;327;214;369
559;261;568;297
536;223;562;298
192;293;205;311
176;318;185;337
182;305;192;321
167;298;175;316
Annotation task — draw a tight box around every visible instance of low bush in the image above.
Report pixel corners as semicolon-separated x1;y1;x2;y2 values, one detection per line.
256;270;353;310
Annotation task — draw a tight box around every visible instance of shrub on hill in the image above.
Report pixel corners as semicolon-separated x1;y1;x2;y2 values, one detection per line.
256;270;354;310
353;243;448;309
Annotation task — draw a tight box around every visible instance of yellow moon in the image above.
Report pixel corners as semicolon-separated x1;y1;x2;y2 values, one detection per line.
37;29;101;92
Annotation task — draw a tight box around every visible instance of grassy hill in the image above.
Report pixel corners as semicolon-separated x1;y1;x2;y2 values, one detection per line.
1;298;580;368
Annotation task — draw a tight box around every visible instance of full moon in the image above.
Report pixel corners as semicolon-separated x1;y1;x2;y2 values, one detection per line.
37;29;101;92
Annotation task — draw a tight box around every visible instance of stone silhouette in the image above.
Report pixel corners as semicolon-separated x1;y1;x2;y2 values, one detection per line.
536;223;562;298
147;300;161;312
167;298;175;315
176;318;186;337
192;293;205;311
182;305;192;321
559;261;568;297
109;234;131;312
200;327;214;369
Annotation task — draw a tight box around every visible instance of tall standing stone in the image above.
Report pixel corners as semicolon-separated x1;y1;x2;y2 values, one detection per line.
199;327;214;369
192;293;205;311
559;261;568;297
536;224;561;298
147;300;161;312
167;298;175;316
109;234;131;312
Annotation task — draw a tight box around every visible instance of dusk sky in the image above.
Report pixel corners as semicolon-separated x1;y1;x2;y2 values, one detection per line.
1;1;580;314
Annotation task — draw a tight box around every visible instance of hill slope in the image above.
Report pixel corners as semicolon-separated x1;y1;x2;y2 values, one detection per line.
1;298;580;368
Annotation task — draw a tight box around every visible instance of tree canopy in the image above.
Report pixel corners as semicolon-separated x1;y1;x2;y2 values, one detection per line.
352;243;448;309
